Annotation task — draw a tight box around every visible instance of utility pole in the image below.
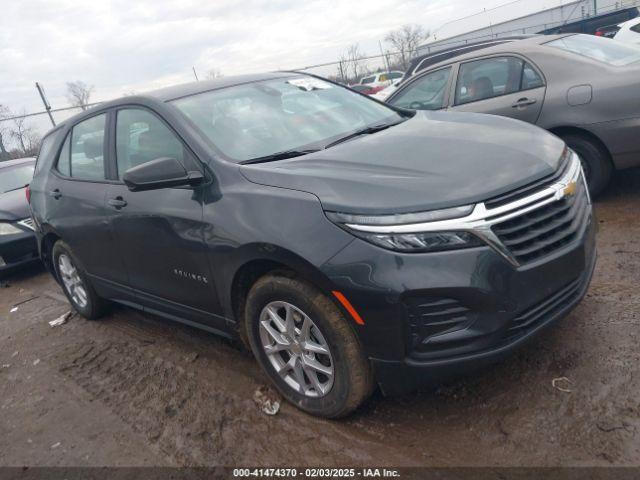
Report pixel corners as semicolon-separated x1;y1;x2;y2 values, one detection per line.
378;40;390;72
192;66;199;81
35;82;56;127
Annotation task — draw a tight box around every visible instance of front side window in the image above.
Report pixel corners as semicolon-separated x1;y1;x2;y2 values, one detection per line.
171;76;403;163
116;108;188;178
547;34;640;66
0;163;35;193
387;72;404;80
57;114;106;181
455;56;524;105
388;67;451;111
361;76;376;84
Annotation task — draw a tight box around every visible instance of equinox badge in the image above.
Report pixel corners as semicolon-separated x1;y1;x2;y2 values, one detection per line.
173;268;208;284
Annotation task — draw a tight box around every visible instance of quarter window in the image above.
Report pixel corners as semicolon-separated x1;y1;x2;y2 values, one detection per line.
388;67;451;111
57;114;107;181
115;108;188;179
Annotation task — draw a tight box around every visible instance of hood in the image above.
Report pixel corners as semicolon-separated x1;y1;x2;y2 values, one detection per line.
0;187;30;222
240;111;566;214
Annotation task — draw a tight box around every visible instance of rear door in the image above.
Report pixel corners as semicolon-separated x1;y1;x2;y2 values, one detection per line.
43;111;130;295
104;106;223;328
450;55;546;124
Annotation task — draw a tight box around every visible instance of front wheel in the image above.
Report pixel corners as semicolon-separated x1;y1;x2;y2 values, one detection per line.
561;133;612;197
245;273;373;418
52;240;107;320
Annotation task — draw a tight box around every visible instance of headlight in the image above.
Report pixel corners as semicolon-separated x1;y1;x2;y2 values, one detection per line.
326;208;484;253
0;222;22;236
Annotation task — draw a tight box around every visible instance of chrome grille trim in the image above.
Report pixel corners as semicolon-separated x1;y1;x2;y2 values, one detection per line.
345;152;590;267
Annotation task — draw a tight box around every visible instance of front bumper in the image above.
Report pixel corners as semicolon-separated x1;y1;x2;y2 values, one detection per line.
0;229;39;274
322;207;597;395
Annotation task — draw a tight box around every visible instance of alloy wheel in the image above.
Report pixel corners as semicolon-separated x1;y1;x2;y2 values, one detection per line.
58;253;88;308
259;301;334;397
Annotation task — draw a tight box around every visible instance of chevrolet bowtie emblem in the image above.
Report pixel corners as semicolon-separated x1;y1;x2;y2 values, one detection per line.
563;181;577;197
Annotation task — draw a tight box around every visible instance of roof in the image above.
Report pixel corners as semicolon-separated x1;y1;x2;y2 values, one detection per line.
0;157;36;168
407;34;570;77
145;72;297;101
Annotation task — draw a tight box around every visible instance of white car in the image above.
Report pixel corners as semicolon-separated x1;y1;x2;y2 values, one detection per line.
614;17;640;45
359;71;404;89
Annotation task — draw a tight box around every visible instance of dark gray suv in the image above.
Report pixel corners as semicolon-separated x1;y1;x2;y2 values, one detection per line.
29;73;596;417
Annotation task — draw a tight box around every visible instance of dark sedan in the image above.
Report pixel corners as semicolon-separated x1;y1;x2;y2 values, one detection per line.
0;157;38;273
387;34;640;195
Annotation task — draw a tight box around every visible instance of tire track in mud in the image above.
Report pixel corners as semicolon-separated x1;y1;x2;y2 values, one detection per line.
54;326;415;466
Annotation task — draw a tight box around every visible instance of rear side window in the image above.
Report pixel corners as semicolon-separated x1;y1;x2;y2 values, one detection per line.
455;56;524;105
34;132;58;176
361;76;376;84
547;34;640;66
115;108;188;179
56;114;107;180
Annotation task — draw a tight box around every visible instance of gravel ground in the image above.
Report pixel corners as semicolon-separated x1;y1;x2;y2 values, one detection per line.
1;169;639;468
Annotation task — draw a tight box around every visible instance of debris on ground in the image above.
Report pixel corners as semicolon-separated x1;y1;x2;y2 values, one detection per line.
552;377;573;393
11;351;18;358
185;352;199;363
10;307;18;313
33;358;40;366
253;385;281;416
1;364;10;369
49;311;73;327
50;442;61;449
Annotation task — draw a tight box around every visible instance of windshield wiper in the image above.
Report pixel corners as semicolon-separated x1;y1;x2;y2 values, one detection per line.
324;122;402;150
241;149;321;165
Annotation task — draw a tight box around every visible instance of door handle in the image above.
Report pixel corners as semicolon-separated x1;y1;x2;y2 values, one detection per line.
48;189;62;199
512;97;537;108
108;197;128;209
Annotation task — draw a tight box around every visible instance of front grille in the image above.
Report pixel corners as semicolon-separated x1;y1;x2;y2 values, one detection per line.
507;277;582;338
491;176;590;264
406;297;471;351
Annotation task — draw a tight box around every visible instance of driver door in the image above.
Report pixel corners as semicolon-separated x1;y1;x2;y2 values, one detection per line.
105;107;224;328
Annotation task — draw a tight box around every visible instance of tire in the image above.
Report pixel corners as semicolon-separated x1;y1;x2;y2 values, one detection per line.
244;273;373;418
561;133;612;197
52;240;107;320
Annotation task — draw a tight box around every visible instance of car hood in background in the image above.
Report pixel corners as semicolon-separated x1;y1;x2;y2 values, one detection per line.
240;111;566;214
0;188;29;221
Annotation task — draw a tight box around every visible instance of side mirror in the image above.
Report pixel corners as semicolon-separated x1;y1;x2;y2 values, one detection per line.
123;157;204;192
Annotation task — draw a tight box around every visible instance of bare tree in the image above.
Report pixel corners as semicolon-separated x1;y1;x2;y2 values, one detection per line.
336;53;349;84
0;105;10;160
346;43;367;84
66;81;94;110
384;24;429;71
9;111;40;156
206;69;224;80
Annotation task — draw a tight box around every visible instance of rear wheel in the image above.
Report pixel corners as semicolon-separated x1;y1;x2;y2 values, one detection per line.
245;273;373;418
52;240;107;320
561;133;612;197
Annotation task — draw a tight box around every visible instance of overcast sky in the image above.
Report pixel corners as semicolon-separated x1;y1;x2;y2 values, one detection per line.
1;0;563;117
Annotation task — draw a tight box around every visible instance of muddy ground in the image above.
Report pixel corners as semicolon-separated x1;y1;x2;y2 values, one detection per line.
1;170;639;468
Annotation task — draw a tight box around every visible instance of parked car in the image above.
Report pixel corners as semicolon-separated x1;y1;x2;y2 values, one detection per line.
370;79;403;101
349;84;384;95
387;33;640;195
359;71;404;88
613;17;640;44
29;73;595;417
595;24;622;38
0;157;38;273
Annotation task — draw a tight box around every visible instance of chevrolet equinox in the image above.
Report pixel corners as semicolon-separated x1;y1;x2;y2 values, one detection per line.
29;73;596;417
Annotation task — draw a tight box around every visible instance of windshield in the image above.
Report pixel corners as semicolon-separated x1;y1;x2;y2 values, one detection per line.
0;163;35;193
547;34;640;66
170;76;403;162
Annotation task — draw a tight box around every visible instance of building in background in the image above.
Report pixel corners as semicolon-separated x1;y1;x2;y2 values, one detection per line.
418;0;640;54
